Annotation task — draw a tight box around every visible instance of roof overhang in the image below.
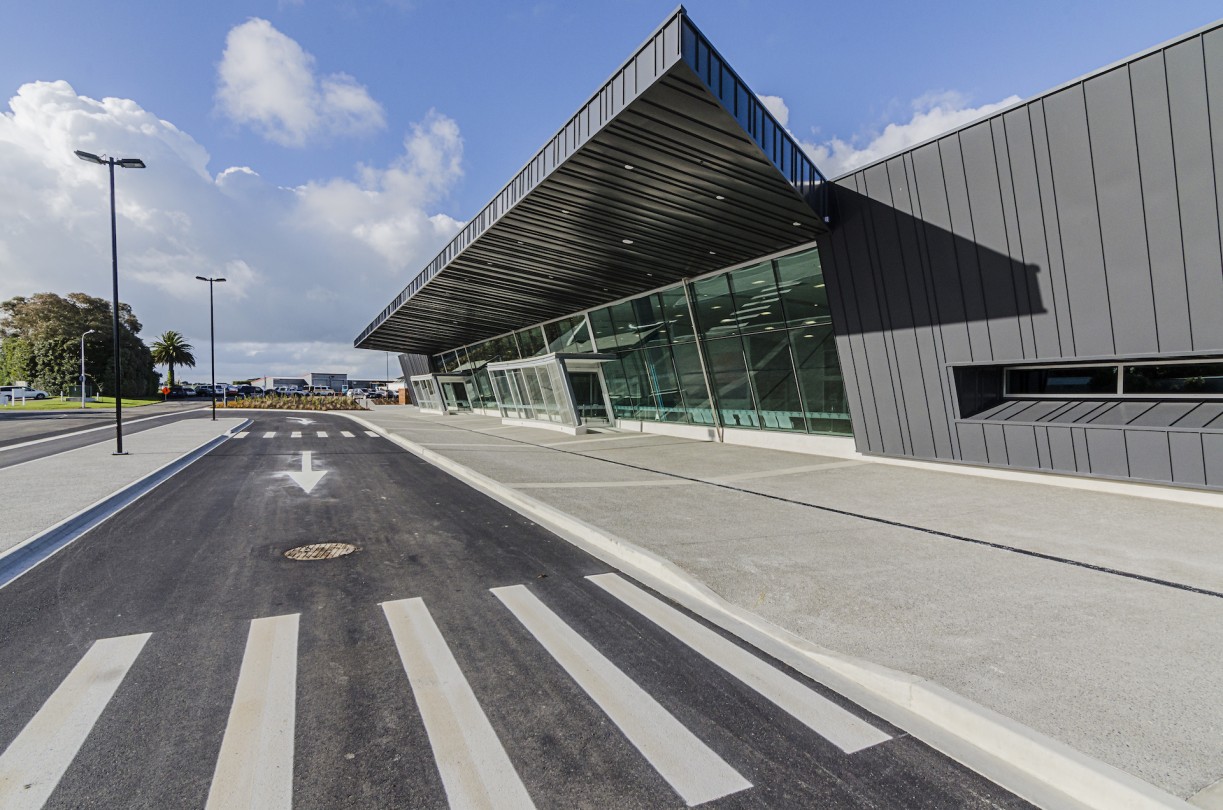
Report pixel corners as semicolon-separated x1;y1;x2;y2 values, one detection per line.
356;7;828;355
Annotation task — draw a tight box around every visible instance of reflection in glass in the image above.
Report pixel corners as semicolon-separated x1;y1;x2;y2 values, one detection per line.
775;249;829;327
728;261;786;333
704;336;758;428
1124;363;1223;395
658;286;694;342
789;325;850;434
742;330;804;431
692;274;737;340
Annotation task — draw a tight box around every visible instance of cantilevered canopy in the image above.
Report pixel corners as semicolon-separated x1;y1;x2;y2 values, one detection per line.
356;6;828;355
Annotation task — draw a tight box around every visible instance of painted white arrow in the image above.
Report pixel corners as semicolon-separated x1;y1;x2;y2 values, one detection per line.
287;451;326;494
287;417;316;425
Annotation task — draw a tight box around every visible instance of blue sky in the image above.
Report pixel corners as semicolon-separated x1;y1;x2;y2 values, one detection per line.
2;0;1220;381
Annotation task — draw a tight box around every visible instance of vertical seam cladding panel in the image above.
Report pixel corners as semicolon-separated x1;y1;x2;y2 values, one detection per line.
903;150;959;458
1083;65;1160;355
1130;50;1191;353
862;162;919;456
940;135;995;360
1167;36;1223;348
1029;98;1078;356
991;117;1038;359
1044;83;1117;357
1002;106;1063;358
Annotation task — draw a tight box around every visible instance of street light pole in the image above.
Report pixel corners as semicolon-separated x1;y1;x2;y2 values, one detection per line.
75;150;145;455
80;329;96;409
196;276;226;420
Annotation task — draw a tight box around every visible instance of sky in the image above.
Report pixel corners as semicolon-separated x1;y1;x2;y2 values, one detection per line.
2;1;1220;384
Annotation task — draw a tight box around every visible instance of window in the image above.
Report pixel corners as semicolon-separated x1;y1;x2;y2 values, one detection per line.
1124;362;1223;395
1006;366;1118;396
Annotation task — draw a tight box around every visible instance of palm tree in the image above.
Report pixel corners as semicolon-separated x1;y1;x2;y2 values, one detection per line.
150;330;196;388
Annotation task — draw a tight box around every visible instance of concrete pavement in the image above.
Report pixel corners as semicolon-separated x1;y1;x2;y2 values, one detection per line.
0;417;243;558
347;405;1223;805
2;404;1218;805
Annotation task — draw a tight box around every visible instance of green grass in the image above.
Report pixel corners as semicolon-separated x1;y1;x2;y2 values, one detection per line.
0;395;164;411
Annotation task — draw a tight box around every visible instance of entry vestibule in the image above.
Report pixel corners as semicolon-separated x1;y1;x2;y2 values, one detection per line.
409;373;472;415
486;353;615;434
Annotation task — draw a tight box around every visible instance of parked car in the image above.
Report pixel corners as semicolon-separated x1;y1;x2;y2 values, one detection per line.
167;385;192;398
307;385;335;397
0;385;49;400
236;385;263;398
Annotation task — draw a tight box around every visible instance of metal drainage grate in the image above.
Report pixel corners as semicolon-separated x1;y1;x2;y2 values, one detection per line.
284;543;358;561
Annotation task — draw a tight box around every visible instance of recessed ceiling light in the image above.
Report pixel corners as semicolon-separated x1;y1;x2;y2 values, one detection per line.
765;326;775;331
752;280;766;285
792;221;802;227
712;305;722;310
622;239;634;245
803;319;816;325
708;250;716;255
803;333;814;338
624;164;634;170
715;195;725;200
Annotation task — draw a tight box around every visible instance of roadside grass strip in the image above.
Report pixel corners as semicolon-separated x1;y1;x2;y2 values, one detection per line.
0;633;151;810
206;614;299;810
588;573;890;753
491;584;751;807
382;598;536;809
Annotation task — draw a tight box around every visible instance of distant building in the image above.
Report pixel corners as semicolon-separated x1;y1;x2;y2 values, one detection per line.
250;376;307;391
305;372;348;391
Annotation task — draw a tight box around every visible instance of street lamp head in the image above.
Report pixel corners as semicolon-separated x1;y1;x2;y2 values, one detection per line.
215;278;227;283
116;158;146;169
195;276;208;281
196;276;227;283
85;329;96;335
74;150;105;165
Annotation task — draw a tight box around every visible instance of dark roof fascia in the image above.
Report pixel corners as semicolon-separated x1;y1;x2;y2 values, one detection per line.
355;6;828;350
830;16;1223;182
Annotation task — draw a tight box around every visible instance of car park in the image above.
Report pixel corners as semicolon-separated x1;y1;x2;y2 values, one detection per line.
0;385;50;400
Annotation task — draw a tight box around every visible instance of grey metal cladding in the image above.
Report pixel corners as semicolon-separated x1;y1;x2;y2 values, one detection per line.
1043;84;1115;358
1084;66;1158;355
819;19;1223;489
1166;37;1223;350
1002;107;1064;358
960;121;1025;361
1129;51;1193;353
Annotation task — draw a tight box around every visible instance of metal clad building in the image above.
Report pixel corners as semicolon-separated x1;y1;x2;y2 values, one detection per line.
357;8;1223;491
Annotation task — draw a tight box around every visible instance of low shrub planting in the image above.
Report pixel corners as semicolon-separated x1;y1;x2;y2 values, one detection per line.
223;395;368;411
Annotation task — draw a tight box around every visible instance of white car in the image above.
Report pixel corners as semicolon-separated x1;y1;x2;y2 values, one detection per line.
0;385;49;400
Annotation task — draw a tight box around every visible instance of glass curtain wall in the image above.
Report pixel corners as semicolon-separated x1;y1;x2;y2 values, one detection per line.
428;247;849;436
591;247;848;435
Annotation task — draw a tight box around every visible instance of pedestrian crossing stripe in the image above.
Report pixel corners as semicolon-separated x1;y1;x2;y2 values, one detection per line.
239;430;382;439
0;579;896;809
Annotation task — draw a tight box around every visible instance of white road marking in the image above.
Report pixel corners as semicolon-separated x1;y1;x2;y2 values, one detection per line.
491;585;750;806
287;418;315;425
712;461;866;483
0;408;209;455
512;479;694;489
206;614;299;810
588;574;891;753
364;431;378;438
316;431;328;438
340;431;354;438
234;432;249;439
286;451;326;494
290;431;301;439
382;598;535;810
263;432;276;439
0;632;151;810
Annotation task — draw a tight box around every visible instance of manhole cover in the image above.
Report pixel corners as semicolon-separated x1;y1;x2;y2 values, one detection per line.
284;543;358;561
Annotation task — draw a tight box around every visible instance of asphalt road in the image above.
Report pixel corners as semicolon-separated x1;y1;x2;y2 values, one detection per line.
0;412;1030;808
0;401;211;469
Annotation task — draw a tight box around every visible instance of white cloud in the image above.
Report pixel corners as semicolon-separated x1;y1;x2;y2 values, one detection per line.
216;18;385;147
758;94;789;128
800;91;1022;179
0;80;462;381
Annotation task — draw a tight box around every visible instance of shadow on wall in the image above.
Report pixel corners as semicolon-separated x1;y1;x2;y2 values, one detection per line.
821;184;1047;343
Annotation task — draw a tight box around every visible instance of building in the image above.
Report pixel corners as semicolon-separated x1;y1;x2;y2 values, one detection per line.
357;9;1223;491
250;376;307;391
305;372;348;392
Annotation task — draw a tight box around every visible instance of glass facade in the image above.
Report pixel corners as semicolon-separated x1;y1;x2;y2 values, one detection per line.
430;247;851;436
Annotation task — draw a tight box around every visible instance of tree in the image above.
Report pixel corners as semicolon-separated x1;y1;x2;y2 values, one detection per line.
150;331;196;388
0;292;159;396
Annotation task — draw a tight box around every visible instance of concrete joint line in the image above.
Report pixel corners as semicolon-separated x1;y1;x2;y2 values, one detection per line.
0;406;211;455
338;411;1193;810
0;418;251;591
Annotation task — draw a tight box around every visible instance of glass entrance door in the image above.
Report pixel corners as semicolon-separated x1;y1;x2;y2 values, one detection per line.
569;371;611;426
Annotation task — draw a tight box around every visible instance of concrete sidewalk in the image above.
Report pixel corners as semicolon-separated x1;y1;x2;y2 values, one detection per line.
354;405;1223;805
0;418;243;557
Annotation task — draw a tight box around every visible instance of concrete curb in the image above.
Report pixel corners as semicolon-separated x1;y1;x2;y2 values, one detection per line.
341;411;1193;810
0;418;250;590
